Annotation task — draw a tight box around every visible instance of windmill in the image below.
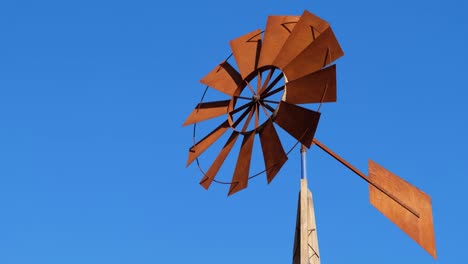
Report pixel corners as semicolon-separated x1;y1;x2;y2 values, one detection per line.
184;10;436;262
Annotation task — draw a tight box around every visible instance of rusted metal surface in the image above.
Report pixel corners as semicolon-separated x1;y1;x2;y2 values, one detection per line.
283;28;344;81
230;29;262;79
186;10;341;195
313;138;436;258
369;160;436;258
183;100;230;126
200;61;242;96
229;131;255;196
259;119;288;183
285;65;336;104
313;139;420;217
258;16;300;69
274;102;321;148
273;10;330;70
200;132;240;190
186;120;230;166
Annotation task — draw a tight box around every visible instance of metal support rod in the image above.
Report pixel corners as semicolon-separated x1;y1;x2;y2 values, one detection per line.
312;138;420;218
300;145;307;179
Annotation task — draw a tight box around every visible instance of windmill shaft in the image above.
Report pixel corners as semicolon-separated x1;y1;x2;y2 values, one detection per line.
312;139;420;218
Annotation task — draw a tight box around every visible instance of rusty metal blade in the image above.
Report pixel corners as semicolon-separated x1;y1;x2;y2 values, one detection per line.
285;65;336;104
228;131;255;196
230;29;262;79
259;119;288;183
283;27;344;81
273;10;330;70
258;15;300;69
200;61;242;96
199;132;240;190
274;102;320;148
186;120;230;167
369;160;436;258
183;100;230;126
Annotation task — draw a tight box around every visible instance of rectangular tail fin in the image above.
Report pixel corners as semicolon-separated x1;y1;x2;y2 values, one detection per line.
369;160;436;258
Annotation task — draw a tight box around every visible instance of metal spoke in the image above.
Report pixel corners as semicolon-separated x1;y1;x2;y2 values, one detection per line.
230;101;254;115
262;99;280;104
254;103;259;128
260;68;275;94
234;96;253;100
262;85;284;99
241;106;255;132
257;71;262;94
244;79;256;95
261;72;283;95
259;104;271;118
260;101;276;113
232;105;254;128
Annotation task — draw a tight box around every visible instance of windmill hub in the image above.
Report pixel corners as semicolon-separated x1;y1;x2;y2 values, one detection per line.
224;67;286;134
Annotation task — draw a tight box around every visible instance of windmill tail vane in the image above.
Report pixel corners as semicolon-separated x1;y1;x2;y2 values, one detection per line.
313;139;436;258
183;9;436;261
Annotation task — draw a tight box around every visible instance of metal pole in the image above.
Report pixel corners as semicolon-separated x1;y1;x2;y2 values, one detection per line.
300;145;307;179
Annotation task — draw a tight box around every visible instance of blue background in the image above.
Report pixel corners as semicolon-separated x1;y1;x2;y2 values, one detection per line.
0;0;466;263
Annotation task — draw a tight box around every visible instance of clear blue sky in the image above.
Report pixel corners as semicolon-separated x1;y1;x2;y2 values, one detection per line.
0;0;466;263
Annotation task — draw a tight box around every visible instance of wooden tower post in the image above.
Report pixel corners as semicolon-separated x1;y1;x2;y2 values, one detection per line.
292;146;320;264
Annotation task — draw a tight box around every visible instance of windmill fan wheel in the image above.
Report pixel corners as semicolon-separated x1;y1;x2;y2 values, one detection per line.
184;10;344;195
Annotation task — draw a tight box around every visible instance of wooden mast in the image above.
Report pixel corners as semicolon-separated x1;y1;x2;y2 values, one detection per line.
292;146;320;264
